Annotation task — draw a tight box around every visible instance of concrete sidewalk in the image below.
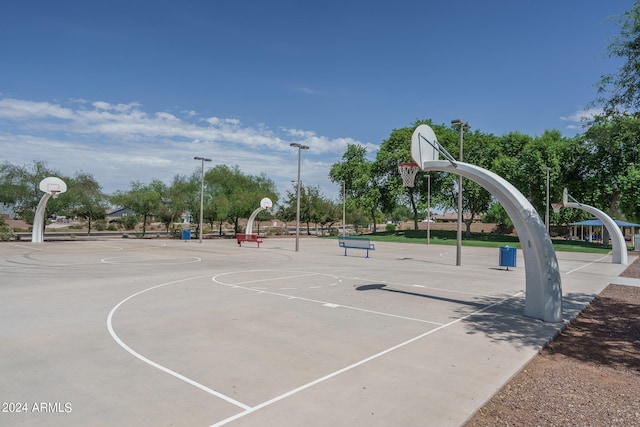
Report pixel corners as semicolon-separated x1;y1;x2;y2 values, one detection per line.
0;238;633;426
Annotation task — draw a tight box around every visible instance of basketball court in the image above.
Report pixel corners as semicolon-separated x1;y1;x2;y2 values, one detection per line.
0;237;632;426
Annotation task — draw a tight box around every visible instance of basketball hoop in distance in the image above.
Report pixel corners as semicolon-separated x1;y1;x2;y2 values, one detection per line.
398;162;421;188
39;177;67;196
260;197;273;210
551;202;563;214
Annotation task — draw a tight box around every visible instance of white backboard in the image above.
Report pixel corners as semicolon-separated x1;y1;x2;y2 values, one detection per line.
411;124;439;168
260;197;273;210
39;177;67;195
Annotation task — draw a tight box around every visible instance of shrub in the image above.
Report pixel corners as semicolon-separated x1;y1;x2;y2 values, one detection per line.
386;223;396;234
0;225;14;241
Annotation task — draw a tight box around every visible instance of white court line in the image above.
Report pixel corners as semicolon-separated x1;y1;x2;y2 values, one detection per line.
210;291;525;427
11;244;45;251
216;270;341;289
106;275;252;411
211;273;443;325
101;256;202;265
565;254;611;275
222;271;334;286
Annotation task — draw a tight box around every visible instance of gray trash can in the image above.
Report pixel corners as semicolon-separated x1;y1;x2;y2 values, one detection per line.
635;235;640;251
181;229;191;241
499;245;517;269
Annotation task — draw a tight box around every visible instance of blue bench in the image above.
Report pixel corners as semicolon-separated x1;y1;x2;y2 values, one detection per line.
338;236;375;258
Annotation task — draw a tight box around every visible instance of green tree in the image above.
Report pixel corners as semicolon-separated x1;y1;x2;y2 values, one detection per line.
491;130;578;228
66;172;109;235
156;175;198;233
111;180;163;236
205;165;278;234
0;160;63;224
329;143;381;233
594;1;640;117
279;184;339;236
574;116;640;217
619;166;640;221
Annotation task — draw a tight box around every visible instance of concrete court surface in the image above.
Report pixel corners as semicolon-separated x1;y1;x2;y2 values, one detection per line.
0;237;633;427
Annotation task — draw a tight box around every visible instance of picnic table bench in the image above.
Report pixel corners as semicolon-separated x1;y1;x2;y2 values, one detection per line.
338;236;375;258
236;233;263;247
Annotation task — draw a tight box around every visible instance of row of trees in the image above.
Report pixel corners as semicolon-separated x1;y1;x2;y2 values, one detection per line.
328;116;640;237
0;161;351;237
2;113;639;239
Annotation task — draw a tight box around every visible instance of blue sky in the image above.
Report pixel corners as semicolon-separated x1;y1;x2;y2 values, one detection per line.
0;1;632;201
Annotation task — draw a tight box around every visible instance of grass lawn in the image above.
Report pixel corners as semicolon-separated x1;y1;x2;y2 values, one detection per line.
335;229;622;254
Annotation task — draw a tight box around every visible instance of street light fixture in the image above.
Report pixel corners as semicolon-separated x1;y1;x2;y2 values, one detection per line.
194;156;211;244
451;119;470;266
290;143;309;252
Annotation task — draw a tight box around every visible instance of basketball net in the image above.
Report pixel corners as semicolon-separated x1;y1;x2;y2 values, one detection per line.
50;190;61;199
551;202;563;214
398;162;420;188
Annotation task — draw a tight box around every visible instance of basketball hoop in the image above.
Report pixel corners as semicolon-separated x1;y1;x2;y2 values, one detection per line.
398;162;421;188
551;202;563;214
50;190;61;199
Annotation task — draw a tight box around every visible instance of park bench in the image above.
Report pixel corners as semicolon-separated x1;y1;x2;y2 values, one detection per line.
236;233;263;247
338;236;375;258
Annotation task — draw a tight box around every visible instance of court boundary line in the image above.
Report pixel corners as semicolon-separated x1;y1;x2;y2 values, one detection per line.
106;275;252;411
209;290;525;426
564;254;611;275
211;271;444;325
106;267;527;424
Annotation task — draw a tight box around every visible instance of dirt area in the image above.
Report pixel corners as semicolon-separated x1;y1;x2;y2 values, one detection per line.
465;254;640;426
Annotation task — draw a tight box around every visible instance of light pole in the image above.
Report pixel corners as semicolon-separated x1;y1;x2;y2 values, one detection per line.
290;143;309;251
544;166;551;233
342;180;346;237
451;119;470;266
194;156;211;244
427;173;431;245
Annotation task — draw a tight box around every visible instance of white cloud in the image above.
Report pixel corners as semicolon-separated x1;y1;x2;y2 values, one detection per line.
293;86;317;95
0;96;364;200
0;98;74;120
560;108;603;124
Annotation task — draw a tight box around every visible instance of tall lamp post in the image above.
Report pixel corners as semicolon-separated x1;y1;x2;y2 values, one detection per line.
342;180;346;237
427;173;431;245
544;166;551;233
290;143;309;252
194;156;211;244
451;119;470;266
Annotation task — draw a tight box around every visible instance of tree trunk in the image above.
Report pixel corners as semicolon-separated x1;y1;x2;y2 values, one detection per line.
370;210;377;233
465;218;473;238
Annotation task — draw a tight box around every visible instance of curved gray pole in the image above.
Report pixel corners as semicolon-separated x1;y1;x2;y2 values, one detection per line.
245;206;265;236
422;160;562;322
565;202;628;264
32;193;53;243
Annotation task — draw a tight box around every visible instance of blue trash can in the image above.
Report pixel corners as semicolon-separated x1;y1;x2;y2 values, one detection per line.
181;229;191;241
499;246;516;269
